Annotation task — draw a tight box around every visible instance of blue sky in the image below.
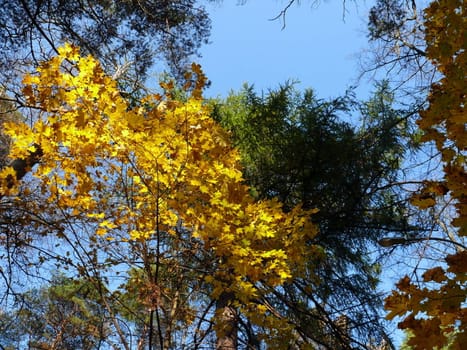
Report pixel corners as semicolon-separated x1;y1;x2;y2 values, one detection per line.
200;1;374;99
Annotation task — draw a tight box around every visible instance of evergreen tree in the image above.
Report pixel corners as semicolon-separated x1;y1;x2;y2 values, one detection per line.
212;82;420;348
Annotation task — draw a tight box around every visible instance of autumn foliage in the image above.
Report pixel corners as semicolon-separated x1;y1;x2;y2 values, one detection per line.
385;1;466;348
412;0;467;233
0;43;320;346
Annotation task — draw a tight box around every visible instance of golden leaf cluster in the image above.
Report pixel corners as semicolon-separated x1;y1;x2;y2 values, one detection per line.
417;0;466;234
0;43;320;339
386;2;466;349
385;251;467;349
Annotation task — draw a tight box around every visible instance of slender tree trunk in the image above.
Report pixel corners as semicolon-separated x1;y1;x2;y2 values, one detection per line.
215;291;238;350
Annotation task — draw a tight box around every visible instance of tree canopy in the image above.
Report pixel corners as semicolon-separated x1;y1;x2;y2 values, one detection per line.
384;1;466;349
0;0;211;94
211;81;419;348
0;44;320;349
0;1;465;349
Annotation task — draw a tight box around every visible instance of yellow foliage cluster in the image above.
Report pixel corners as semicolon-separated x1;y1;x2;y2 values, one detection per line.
385;251;467;349
386;1;466;349
415;0;466;233
0;43;320;341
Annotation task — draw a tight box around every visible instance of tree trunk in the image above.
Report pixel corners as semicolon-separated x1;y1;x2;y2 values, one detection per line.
215;291;238;350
